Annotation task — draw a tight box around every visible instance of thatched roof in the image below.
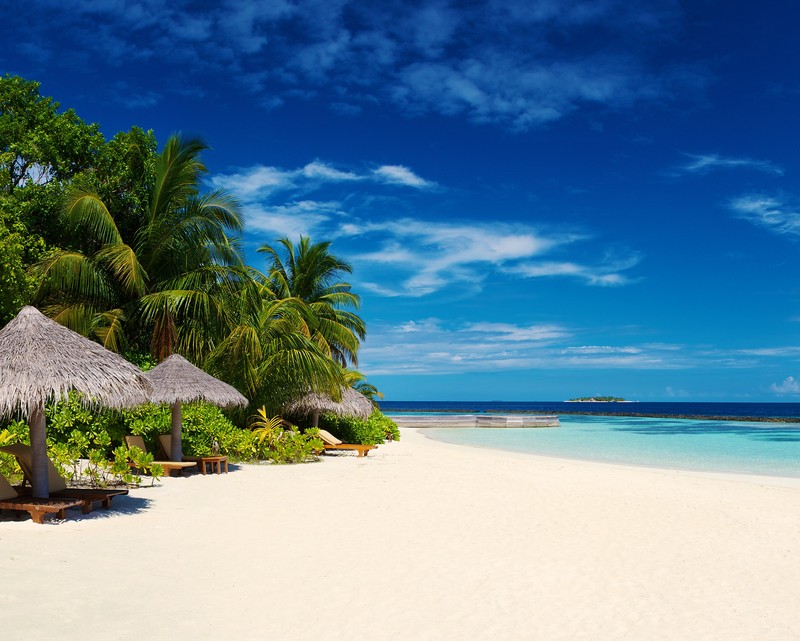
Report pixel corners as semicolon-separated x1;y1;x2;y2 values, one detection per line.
145;354;247;408
283;386;374;420
0;306;152;417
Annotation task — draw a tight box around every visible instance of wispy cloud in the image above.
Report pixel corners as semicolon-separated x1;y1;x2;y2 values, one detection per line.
348;218;613;296
359;320;693;376
372;165;434;188
360;321;800;377
729;193;800;237
243;200;345;239
504;251;643;287
210;160;433;202
5;0;696;131
678;153;784;176
213;159;643;296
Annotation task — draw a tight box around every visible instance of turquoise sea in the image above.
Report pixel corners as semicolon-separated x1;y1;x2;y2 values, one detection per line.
391;413;800;478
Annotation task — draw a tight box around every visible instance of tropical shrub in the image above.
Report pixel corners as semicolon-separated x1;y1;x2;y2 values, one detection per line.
125;402;255;461
368;411;400;442
248;407;322;464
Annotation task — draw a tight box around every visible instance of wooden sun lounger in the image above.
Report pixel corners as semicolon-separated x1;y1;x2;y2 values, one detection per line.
316;429;376;458
0;473;83;524
0;444;129;514
124;436;197;476
158;435;228;475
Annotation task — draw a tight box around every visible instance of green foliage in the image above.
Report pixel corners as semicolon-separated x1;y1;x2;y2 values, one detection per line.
0;413;149;488
122;445;163;484
125;402;256;461
367;411;401;442
259;235;366;367
33;132;244;360
44;391;128;449
0;75;105;323
0;212;42;323
267;428;323;464
246;406;321;464
0;75;104;282
0;425;27;483
207;295;348;413
249;407;285;448
318;410;399;445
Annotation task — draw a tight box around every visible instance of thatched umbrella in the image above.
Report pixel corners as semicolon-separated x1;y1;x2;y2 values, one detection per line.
283;387;374;427
0;306;152;497
144;354;247;462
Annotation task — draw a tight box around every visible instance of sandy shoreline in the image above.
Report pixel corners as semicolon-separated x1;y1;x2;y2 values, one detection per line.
2;427;799;640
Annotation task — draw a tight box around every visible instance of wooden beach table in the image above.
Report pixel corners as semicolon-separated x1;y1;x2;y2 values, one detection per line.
158;435;228;475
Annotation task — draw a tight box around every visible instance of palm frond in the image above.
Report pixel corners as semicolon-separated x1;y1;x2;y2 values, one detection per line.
64;190;123;245
95;243;148;298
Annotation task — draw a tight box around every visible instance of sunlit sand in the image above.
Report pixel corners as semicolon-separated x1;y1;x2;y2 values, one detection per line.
2;428;798;640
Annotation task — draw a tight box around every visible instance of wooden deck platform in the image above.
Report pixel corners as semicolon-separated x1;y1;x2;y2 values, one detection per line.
390;414;560;428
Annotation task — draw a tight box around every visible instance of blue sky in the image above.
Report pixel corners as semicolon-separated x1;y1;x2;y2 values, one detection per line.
4;1;800;401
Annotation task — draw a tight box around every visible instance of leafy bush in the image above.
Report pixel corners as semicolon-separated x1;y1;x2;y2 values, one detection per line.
0;423;27;483
319;410;399;445
124;403;255;460
368;411;401;442
0;417;156;488
249;407;322;463
267;428;323;464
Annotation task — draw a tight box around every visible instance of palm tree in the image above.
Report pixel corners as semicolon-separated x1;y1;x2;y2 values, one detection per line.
205;282;345;413
32;134;244;362
258;236;366;367
342;368;384;407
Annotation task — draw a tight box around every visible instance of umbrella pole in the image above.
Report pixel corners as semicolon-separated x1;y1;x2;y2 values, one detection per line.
170;401;182;462
29;402;49;498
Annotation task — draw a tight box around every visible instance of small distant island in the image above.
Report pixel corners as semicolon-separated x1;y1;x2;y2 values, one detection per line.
566;396;633;403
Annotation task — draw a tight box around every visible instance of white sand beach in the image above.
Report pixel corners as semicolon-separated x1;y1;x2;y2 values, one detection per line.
2;427;799;641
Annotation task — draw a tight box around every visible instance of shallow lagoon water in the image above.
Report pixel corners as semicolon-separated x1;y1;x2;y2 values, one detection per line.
409;414;800;478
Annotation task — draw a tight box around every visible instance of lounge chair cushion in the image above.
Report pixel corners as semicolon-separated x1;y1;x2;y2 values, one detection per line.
0;444;68;492
0;473;18;500
124;435;148;452
316;429;343;446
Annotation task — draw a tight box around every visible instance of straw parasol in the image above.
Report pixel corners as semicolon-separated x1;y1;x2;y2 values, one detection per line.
144;354;247;462
0;306;153;498
283;387;374;427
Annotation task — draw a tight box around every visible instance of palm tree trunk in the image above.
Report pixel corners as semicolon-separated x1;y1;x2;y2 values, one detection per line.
29;403;49;498
170;402;182;462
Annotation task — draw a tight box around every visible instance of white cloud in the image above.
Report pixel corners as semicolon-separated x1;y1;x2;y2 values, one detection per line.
350;218;585;296
211;166;296;201
561;346;642;355
679;153;784;176
301;161;361;182
771;376;800;394
505;252;642;287
212;160;433;204
464;323;569;342
243;201;342;239
729;193;800;237
372;165;434;188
